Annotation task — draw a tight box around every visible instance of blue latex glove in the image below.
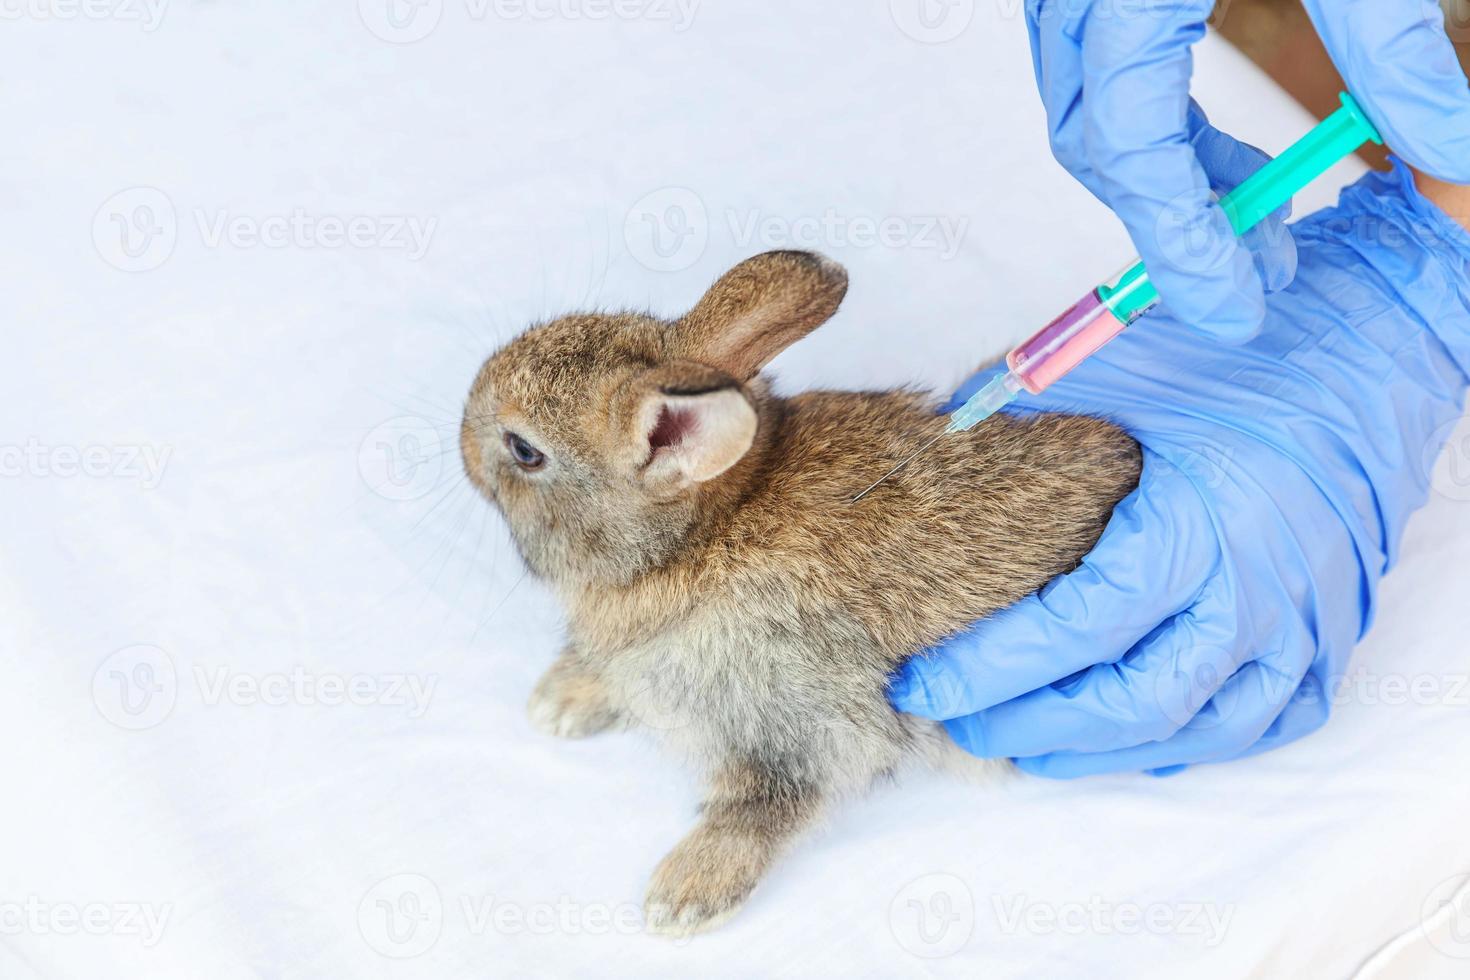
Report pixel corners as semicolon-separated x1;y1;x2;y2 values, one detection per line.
890;160;1470;777
1026;0;1470;341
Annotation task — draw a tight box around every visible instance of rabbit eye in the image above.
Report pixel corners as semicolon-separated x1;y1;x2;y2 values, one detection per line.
504;432;545;471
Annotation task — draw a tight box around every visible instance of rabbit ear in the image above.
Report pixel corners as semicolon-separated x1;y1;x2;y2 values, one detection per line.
627;363;758;491
677;250;848;381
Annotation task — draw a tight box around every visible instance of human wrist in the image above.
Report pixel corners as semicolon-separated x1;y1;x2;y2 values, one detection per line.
1412;170;1470;234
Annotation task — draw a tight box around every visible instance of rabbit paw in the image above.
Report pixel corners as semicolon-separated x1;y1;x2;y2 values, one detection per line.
643;831;760;937
527;660;619;738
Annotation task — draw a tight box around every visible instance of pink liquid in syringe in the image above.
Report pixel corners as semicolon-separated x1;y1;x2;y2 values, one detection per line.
1006;289;1127;393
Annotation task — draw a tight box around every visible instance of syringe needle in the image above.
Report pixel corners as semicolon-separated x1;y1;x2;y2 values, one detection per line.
849;432;945;503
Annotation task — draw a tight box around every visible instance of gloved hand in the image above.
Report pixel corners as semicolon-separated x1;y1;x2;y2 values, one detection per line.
890;161;1470;777
1026;0;1470;341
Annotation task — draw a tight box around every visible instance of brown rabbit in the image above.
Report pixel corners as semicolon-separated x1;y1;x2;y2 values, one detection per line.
460;250;1141;936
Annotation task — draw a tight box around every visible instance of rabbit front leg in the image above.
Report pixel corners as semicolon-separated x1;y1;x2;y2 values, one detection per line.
527;648;621;738
644;758;822;936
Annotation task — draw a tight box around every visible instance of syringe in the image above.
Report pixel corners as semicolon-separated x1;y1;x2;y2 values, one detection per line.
852;92;1382;503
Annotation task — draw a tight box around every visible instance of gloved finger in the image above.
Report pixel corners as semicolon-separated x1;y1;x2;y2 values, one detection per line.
1026;2;1103;200
890;450;1217;720
1302;0;1470;182
1077;10;1266;342
939;567;1256;758
1010;655;1306;778
1186;99;1290;220
1238;219;1298;295
1185;101;1298;293
1227;671;1332;761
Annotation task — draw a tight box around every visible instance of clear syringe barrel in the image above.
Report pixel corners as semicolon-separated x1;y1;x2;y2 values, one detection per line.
1004;91;1381;397
1006;260;1156;393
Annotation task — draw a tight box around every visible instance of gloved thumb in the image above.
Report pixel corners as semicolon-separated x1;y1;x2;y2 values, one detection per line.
1102;124;1267;344
1186;102;1299;295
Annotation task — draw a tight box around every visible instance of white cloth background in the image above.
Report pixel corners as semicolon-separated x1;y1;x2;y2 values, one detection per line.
4;2;1469;977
